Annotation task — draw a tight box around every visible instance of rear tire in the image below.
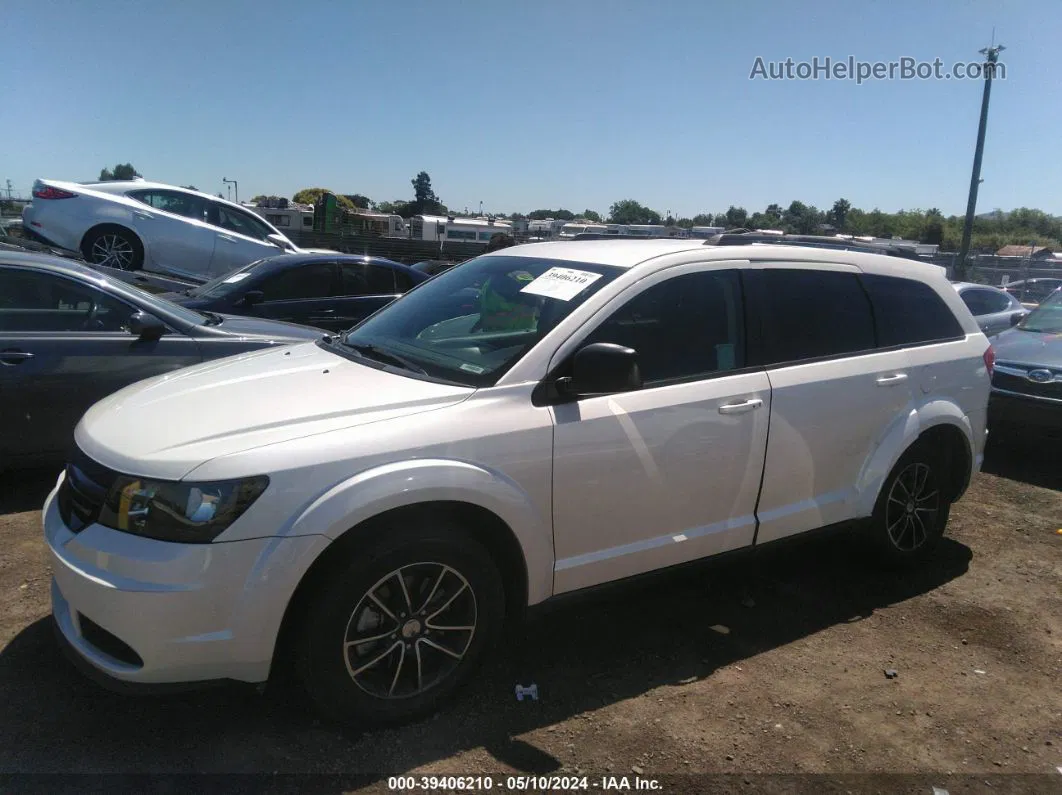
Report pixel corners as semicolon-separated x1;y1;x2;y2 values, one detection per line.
295;521;505;727
81;226;144;271
868;441;952;564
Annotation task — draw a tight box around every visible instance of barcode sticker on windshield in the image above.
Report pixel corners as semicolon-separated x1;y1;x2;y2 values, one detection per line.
223;272;252;284
521;267;602;301
460;363;485;374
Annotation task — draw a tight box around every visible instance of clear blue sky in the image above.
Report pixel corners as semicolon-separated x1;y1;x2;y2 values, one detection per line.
6;0;1060;217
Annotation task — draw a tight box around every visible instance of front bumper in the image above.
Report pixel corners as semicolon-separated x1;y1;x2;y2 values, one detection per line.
44;473;329;686
988;390;1062;435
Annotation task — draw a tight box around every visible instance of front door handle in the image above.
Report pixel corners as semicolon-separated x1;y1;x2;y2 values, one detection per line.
718;398;763;415
875;373;908;386
0;349;35;365
219;234;238;243
132;210;153;220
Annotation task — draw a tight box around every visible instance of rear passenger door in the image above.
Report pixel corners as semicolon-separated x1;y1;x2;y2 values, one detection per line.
250;261;337;328
753;265;915;545
329;262;402;330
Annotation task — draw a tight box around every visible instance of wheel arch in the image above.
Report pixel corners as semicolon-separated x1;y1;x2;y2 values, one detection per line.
857;403;975;517
79;223;145;263
269;499;531;684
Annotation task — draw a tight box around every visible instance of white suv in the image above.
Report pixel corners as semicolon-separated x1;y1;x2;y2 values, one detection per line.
43;241;992;725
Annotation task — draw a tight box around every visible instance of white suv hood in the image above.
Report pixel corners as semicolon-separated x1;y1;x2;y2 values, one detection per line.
76;341;473;480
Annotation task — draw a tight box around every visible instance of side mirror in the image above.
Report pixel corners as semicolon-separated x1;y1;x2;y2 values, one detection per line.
1010;312;1024;327
243;290;265;307
267;233;295;251
560;342;642;397
128;311;165;341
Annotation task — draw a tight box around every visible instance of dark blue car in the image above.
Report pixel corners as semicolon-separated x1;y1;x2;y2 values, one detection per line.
162;253;428;333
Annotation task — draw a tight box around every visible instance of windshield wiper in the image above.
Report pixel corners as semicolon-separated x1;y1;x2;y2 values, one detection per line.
200;311;224;326
344;341;427;374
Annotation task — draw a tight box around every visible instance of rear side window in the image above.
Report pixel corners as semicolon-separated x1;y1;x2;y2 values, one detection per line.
861;274;963;347
762;269;876;364
960;288;1011;315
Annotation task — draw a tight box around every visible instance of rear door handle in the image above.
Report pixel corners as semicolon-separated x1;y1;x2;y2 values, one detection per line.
718;398;763;415
875;373;908;386
0;349;35;365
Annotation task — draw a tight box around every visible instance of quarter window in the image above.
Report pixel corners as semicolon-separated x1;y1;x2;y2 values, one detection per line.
762;269;876;363
584;270;745;384
861;274;964;347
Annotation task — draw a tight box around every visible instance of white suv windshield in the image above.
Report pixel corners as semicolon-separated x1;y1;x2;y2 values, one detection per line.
333;255;623;386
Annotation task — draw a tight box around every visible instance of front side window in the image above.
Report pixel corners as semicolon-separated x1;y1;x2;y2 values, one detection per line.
762;269;876;363
258;263;334;301
0;269;136;332
129;190;206;222
335;255;623;386
582;270;745;384
861;274;964;347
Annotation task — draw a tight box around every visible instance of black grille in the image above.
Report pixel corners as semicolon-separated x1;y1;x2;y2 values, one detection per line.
993;368;1062;401
57;447;120;532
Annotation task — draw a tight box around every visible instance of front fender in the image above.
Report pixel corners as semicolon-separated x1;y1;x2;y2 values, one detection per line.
854;400;974;518
288;458;553;606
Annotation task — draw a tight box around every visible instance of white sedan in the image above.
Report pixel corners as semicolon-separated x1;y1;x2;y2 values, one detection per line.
22;179;298;280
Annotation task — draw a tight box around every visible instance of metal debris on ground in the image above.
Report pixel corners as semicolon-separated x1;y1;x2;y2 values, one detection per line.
515;684;539;702
974;669;987;675
932;787;950;795
709;625;731;635
884;669;899;679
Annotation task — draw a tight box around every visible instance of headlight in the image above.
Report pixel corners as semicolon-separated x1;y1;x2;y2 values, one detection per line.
98;476;269;543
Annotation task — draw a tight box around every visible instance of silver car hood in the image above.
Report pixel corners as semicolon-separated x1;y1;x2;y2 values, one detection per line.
991;327;1062;368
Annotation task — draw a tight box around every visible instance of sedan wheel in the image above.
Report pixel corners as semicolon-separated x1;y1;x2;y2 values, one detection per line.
82;228;143;271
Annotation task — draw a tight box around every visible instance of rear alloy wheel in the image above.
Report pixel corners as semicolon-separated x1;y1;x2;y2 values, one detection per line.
870;443;951;563
82;228;143;271
296;525;504;727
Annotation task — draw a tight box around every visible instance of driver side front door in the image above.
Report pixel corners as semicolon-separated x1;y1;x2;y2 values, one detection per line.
0;268;202;462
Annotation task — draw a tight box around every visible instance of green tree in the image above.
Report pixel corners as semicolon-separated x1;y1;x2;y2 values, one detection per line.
343;194;372;210
724;205;748;228
764;203;783;223
410;171;444;215
782;201;823;234
528;208;575;221
829;198;851;231
582;209;603;222
674;217;694;228
181;185;198;191
609;199;662;225
712;213;728;227
98;163;141;181
293;188;355;210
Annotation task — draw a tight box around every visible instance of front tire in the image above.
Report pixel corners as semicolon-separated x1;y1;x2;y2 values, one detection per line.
869;442;952;563
81;226;144;271
296;522;505;727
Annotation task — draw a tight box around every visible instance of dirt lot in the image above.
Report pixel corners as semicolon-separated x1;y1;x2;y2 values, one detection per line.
0;439;1059;794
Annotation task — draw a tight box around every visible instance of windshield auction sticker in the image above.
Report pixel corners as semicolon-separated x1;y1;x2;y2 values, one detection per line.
521;267;603;301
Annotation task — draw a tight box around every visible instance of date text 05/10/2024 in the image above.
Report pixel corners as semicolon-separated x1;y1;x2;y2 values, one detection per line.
387;775;664;791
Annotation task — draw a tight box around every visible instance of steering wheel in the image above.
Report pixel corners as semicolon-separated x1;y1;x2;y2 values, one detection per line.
81;300;102;331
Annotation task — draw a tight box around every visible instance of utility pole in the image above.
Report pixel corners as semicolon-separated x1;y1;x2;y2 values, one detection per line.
222;177;239;203
956;42;1005;279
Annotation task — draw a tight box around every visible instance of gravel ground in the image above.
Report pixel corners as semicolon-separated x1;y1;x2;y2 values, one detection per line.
0;438;1059;794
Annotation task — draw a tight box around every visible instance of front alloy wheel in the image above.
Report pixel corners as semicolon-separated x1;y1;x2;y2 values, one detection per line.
296;525;504;727
343;563;477;699
90;233;136;269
